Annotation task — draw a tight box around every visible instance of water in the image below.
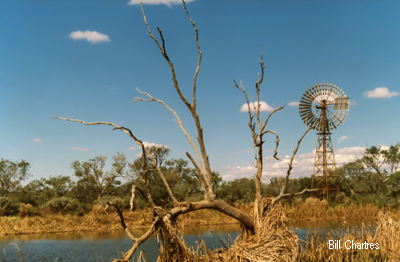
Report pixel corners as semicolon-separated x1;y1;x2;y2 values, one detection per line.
0;221;376;262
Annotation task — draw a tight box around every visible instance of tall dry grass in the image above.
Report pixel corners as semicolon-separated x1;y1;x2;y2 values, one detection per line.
1;204;247;236
284;197;400;221
18;203;36;218
298;210;400;261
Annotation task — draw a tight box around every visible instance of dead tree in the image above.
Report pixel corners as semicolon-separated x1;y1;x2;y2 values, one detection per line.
53;0;317;261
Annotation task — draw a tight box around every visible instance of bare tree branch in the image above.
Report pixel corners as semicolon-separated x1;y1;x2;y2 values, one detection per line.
271;127;318;205
234;49;286;232
182;0;203;110
107;202;136;242
52;116;178;204
133;89;207;183
138;0;215;199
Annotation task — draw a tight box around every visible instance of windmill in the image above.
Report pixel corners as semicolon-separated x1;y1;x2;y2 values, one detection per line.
299;83;350;202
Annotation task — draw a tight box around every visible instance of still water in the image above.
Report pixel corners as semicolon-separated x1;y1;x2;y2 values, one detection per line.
0;220;376;262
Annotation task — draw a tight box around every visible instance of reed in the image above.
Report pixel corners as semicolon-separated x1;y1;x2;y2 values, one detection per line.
298;210;400;261
284;197;400;221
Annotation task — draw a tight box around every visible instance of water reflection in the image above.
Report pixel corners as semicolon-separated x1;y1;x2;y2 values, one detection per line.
0;221;377;262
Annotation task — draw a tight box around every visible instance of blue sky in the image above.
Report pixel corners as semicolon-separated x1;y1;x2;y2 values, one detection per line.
1;0;399;183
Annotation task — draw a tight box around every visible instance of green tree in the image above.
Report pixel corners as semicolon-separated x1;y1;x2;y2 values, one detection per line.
70;152;127;202
381;143;400;173
127;146;203;206
0;158;31;197
362;144;400;183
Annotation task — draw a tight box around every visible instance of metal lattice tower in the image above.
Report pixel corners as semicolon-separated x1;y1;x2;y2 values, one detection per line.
299;83;350;202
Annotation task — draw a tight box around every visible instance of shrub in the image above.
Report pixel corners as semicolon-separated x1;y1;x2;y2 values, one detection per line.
94;196;126;212
18;203;35;217
44;197;79;213
91;204;107;215
303;197;329;210
0;197;17;216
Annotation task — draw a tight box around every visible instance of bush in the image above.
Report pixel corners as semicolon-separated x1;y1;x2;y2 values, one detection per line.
94;196;126;212
0;197;17;216
18;203;39;217
303;197;329;210
43;197;79;213
91;204;107;215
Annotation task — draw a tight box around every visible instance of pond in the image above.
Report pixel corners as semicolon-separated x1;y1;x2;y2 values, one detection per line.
0;220;377;262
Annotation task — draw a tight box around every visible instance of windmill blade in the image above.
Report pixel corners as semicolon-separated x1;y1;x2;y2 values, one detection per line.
328;119;337;130
300;96;313;104
299;106;312;112
332;85;340;97
319;83;325;97
300;111;313;120
306;87;315;98
300;101;313;108
331;117;341;127
314;120;322;132
318;83;324;96
302;111;314;122
337;110;348;118
316;84;322;97
308;117;318;129
303;91;315;101
310;114;321;126
322;83;327;96
311;86;319;99
305;113;316;124
299;104;311;110
332;115;344;126
327;84;334;97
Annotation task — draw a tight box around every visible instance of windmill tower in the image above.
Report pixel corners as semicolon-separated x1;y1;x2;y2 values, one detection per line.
299;83;350;202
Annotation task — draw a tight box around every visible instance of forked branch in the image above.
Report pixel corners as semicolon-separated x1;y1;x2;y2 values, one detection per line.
272;127;319;205
234;49;284;231
138;0;214;199
52;117;178;204
132;88;210;197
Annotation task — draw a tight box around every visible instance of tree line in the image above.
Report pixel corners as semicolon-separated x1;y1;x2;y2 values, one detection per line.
1;143;399;216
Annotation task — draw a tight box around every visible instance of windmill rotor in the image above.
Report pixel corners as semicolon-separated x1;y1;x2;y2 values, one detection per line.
299;83;350;131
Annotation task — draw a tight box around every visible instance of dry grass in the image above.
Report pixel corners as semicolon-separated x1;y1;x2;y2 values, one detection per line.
284;197;400;221
220;199;299;262
298;210;400;261
17;203;36;218
154;199;299;262
0;205;247;236
2;199;399;237
2;199;400;262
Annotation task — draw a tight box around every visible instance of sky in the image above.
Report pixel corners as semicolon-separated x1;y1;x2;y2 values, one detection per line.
1;0;400;184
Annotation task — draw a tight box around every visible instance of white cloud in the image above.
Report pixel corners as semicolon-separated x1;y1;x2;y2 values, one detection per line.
69;30;110;44
32;138;43;142
104;85;116;90
128;0;195;7
232;149;272;153
240;101;274;113
134;153;143;158
68;147;90;152
349;100;357;106
143;141;169;148
338;136;350;143
288;101;299;107
364;87;399;98
222;146;366;181
127;141;168;152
